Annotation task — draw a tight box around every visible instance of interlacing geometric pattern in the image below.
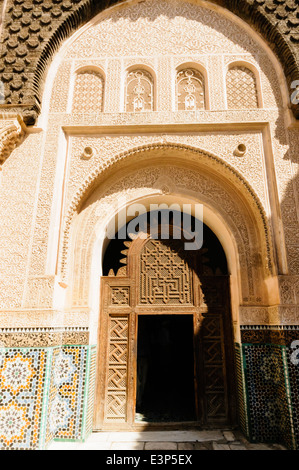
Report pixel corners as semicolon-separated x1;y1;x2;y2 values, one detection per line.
201;315;226;420
0;349;47;450
105;317;129;421
0;353;36;395
72;70;104;113
177;68;205;110
226;66;258;109
125;69;154;112
111;287;130;306
140;239;192;305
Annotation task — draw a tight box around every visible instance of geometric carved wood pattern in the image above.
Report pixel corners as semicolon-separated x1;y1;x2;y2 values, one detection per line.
140;239;192;305
177;68;205;111
105;316;128;421
201;314;226;420
226;66;258;109
72;70;104;113
97;233;235;429
111;287;130;306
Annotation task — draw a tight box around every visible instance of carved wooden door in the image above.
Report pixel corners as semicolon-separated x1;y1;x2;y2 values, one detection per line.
94;233;236;429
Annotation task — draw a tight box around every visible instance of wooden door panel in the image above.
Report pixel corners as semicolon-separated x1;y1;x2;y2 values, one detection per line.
104;315;129;423
95;235;236;429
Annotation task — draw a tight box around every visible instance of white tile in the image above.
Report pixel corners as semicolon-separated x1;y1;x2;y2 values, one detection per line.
78;442;112;450
47;441;80;451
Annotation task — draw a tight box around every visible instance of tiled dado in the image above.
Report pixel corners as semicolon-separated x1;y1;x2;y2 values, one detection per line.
0;345;96;450
237;325;299;450
46;345;97;444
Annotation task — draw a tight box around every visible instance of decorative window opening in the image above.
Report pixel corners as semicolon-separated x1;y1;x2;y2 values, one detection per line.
226;66;258;109
125;69;154;112
176;68;205;111
72;70;104;113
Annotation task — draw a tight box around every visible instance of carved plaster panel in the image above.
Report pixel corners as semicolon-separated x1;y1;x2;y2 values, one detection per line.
278;307;299;325
223;54;283;110
0;311;90;328
43;0;284;116
67;132;268;211
239;306;273;325
24;276;55;309
0;327;89;347
0;131;43;309
62;160;274;309
65;0;274;59
28;119;61;278
279;276;299;305
240;302;299;326
61;109;273;124
270;122;299;275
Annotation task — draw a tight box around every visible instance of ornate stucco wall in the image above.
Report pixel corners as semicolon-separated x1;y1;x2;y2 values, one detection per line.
0;0;299;123
0;0;298;450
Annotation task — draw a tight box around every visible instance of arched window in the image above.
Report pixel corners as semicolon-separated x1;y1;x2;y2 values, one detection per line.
72;69;104;113
125;69;154;112
226;66;258;109
176;68;205;111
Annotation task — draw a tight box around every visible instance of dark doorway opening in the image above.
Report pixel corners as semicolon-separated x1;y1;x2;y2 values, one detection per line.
136;315;196;423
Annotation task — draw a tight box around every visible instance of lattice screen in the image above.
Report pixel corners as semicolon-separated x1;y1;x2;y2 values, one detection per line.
226;66;258;109
72;70;104;113
140;239;192;305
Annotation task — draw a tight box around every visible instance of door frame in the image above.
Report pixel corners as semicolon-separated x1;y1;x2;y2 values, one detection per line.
94;232;237;430
94;278;236;430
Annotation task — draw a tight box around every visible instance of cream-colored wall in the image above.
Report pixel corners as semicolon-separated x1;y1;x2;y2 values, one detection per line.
0;0;298;340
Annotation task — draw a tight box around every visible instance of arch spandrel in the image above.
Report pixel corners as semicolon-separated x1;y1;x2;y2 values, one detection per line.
1;0;298;123
44;0;285;117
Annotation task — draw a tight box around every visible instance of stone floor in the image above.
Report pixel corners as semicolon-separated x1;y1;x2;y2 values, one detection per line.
48;429;286;450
